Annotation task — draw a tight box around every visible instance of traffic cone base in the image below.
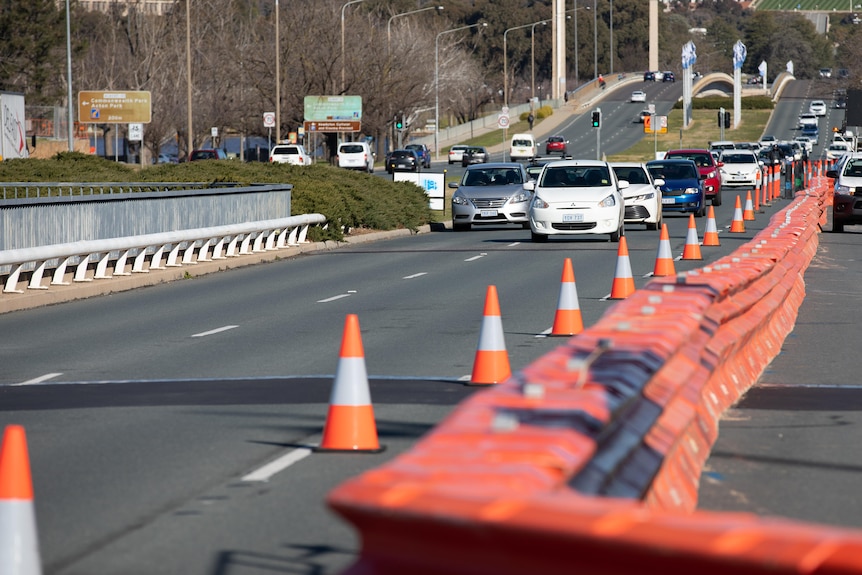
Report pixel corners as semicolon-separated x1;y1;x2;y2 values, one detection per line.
681;214;703;260
653;224;676;276
551;259;584;336
471;286;511;384
318;315;384;453
610;236;635;299
0;425;42;575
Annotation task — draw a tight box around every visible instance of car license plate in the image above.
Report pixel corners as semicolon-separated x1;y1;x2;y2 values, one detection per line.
480;210;498;217
661;197;675;204
562;213;584;222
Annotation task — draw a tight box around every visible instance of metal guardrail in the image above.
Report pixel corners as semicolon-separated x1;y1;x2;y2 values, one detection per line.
0;214;326;294
0;182;218;200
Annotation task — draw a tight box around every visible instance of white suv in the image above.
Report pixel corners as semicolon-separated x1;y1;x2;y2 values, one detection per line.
337;142;375;173
809;100;827;117
269;144;312;166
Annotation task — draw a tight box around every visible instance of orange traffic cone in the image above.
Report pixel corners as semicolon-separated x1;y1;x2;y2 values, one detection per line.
609;236;636;299
550;258;584;336
319;314;383;452
653;224;676;277
743;190;756;221
730;195;746;233
471;285;511;384
0;425;42;575
703;205;721;246
681;214;703;260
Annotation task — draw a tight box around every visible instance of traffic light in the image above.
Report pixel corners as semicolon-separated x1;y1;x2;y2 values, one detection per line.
717;109;731;128
591;110;601;128
724;111;731;128
395;113;404;131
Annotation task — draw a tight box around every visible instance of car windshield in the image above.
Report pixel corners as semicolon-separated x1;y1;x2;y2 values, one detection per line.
669;152;712;167
843;159;862;177
611;166;649;184
463;168;523;186
722;154;757;164
540;166;611;187
647;163;697;180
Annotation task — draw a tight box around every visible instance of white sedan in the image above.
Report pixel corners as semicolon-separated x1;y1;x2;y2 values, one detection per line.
718;150;762;189
528;160;626;242
611;162;663;230
631;90;647;103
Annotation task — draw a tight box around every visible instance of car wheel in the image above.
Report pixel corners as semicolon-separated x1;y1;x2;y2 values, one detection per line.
712;190;722;206
531;231;548;242
521;222;531;230
610;222;623;242
646;220;659;231
696;204;706;218
833;220;844;233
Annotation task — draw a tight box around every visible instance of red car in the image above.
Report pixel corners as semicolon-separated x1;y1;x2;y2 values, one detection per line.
545;135;568;156
664;149;723;206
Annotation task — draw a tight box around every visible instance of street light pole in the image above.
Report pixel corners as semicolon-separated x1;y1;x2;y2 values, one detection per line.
436;22;486;161
609;0;614;75
275;0;280;143
594;0;598;80
65;0;73;152
341;0;365;94
574;0;579;88
531;21;548;105
503;20;544;108
388;5;443;56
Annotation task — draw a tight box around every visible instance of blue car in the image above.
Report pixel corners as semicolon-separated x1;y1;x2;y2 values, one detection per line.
646;159;706;217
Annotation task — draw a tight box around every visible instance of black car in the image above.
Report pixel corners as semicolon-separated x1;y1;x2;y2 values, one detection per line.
386;149;420;173
643;71;655;82
462;146;489;167
663;71;676;83
405;143;431;169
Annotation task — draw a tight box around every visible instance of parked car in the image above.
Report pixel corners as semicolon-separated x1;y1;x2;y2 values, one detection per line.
631;90;647;103
386;149;420;174
269;143;313;166
462;146;490;167
156;153;178;164
809;100;827;117
646;159;706;217
545;135;568;155
610;162;663;230
664;149;723;206
189;148;228;161
337;142;374;173
819;68;832;79
448;144;469;165
449;163;532;231
243;146;270;163
718;150;762;189
405;143;431;169
662;71;676;82
826;153;862;231
528;160;626;242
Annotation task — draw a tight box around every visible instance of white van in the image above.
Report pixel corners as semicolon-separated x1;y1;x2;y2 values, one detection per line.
509;133;537;161
337;141;375;173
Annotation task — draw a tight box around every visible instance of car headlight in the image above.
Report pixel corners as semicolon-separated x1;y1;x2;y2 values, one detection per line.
837;184;853;193
532;195;549;209
630;192;655;201
706;170;716;179
509;191;530;204
598;194;616;208
452;192;470;205
685;187;699;195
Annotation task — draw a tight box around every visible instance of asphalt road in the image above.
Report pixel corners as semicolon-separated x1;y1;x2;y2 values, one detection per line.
3;79;859;575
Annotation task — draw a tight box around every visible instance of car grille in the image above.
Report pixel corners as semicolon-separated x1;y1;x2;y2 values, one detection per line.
552;222;597;231
662;188;689;197
625;206;650;219
471;197;508;208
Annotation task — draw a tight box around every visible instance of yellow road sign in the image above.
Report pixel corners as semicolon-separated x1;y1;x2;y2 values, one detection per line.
78;91;152;124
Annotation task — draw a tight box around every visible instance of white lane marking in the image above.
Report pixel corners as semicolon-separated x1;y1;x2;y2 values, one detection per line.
464;253;487;262
192;325;239;338
14;373;63;386
403;272;427;279
508;242;521;247
535;327;552;338
242;447;313;482
317;294;352;303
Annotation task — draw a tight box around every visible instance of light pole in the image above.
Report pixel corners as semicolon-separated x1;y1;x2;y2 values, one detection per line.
436;22;486;161
531;20;549;105
186;0;192;155
594;0;598;80
609;0;614;75
388;5;443;55
572;3;590;89
65;0;73;152
275;0;280;143
504;20;543;108
341;0;365;94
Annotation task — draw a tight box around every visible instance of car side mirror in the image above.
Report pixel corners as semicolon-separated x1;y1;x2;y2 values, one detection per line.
523;181;535;191
448;182;459;188
653;178;665;187
826;170;838;179
617;180;629;190
717;162;724;167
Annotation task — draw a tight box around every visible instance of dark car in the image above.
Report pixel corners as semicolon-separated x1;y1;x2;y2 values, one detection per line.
664;149;723;206
462;146;489;167
386;149;420;173
189;148;228;161
405;143;431;169
663;71;676;82
643;71;655;82
646;159;706;217
545;135;568;155
826;155;862;232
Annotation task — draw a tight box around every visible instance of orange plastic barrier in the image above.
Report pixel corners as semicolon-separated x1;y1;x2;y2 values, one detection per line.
328;184;854;575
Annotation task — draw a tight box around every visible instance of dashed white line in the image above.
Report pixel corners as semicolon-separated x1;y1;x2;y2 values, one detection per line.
317;294;352;303
242;447;313;482
403;272;427;279
507;242;521;247
192;325;239;338
14;372;63;386
464;253;487;262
